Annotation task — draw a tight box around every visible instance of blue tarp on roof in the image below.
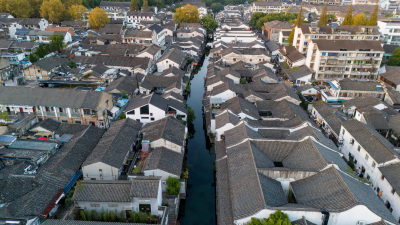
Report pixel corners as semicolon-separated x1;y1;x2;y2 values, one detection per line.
328;81;338;90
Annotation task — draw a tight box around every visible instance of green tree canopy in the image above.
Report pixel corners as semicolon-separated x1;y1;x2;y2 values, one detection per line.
50;34;64;52
342;4;353;25
388;47;400;66
249;12;266;28
211;2;223;13
166;176;181;195
318;3;327;26
254;12;297;30
248;211;292;225
201;14;217;33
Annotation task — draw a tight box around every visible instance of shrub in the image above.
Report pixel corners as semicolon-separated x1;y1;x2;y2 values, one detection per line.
166;176;181;195
187;106;195;124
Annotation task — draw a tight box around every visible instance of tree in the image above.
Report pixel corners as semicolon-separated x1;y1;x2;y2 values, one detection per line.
388;47;400;66
211;2;223;13
187;106;195;124
253;12;298;30
173;4;200;24
50;34;64;52
88;7;109;29
130;0;138;11
353;13;368;26
288;6;303;46
368;3;378;26
0;111;10;122
249;12;266;28
108;210;116;222
248;211;291;225
9;0;32;17
201;14;217;33
40;0;65;23
342;4;353;25
29;0;43;17
318;3;327;26
68;4;87;20
63;0;82;8
166;176;181;195
29;53;39;62
142;0;148;11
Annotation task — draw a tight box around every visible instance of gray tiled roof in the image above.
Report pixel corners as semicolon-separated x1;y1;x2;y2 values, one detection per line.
73;180;132;202
379;162;400;196
312;102;342;135
285;65;313;81
0;126;105;219
342;120;396;164
130;177;160;198
143;147;183;177
73;177;160;202
215;110;241;129
339;170;396;223
291;166;358;212
215;141;234;225
226;141;266;220
83;119;141;168
105;76;138;95
313;40;384;52
0;86;111;110
158;48;186;65
251;138;327;171
34;57;68;71
224;122;262;147
32;118;60;132
142;116;185;146
220;96;260;120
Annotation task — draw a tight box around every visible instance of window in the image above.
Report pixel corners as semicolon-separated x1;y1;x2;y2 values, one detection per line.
127;110;135;115
62;120;67;123
350;138;354;145
381;175;385;180
365;154;369;160
83;109;91;115
357;145;361;151
59;107;63;113
273;161;283;167
75;120;81;124
322;52;327;56
372;162;376;168
392;189;395;194
151;117;155;121
140;105;149;114
342;130;345;135
45;107;49;112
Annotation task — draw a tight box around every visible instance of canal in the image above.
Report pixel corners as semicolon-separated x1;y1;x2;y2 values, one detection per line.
181;56;216;225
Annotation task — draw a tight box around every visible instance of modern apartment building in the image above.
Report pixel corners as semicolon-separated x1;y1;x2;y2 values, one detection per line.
378;18;400;45
293;24;380;53
302;0;341;5
305;39;384;81
250;1;286;13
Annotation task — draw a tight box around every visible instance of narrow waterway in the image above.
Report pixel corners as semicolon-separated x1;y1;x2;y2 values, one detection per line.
181;56;216;225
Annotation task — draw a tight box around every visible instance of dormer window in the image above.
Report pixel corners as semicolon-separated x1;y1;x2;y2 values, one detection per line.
273;161;283;167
